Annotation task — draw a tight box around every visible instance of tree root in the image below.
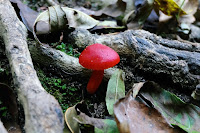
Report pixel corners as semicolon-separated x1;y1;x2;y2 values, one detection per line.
67;28;200;92
0;0;63;132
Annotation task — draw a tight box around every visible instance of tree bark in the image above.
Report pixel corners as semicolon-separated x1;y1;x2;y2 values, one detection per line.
0;0;64;132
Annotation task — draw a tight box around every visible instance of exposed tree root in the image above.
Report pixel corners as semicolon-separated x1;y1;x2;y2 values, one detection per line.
67;28;200;92
0;0;63;132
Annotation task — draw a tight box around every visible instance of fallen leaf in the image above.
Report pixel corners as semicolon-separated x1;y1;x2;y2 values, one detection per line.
154;0;198;16
75;111;119;133
106;70;125;116
114;89;182;133
123;0;154;28
140;81;200;133
33;5;99;44
94;0;127;18
64;106;80;133
132;82;145;98
65;102;119;133
34;5;98;35
79;0;135;21
10;0;39;32
33;5;124;45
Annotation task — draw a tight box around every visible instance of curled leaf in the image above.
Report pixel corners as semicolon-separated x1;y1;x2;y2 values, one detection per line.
64;106;80;133
33;5;99;44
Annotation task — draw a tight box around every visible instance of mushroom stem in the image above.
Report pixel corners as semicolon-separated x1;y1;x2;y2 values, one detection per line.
87;70;104;94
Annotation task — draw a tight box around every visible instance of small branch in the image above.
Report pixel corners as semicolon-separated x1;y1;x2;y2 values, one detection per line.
0;0;63;132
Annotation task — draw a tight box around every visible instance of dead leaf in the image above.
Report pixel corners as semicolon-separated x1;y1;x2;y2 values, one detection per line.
123;0;154;28
94;0;127;18
78;0;135;21
140;81;200;133
114;90;180;133
75;111;119;133
64;106;80;133
132;82;144;98
33;5;99;44
34;5;98;35
154;0;198;16
64;102;119;133
10;0;39;32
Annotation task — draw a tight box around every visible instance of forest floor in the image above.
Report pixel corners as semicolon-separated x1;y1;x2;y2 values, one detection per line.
0;0;200;132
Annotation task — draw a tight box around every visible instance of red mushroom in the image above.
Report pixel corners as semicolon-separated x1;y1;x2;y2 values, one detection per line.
79;43;120;94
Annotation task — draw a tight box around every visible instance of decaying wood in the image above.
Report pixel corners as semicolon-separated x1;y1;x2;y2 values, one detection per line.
67;28;200;92
0;0;63;132
0;120;8;133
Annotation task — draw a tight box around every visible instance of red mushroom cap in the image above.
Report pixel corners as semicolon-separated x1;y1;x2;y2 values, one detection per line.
79;43;120;70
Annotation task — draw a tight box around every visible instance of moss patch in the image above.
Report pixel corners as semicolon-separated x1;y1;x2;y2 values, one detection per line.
35;65;82;112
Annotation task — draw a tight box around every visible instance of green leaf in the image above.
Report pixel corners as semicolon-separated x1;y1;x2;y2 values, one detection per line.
106;69;125;116
140;82;200;133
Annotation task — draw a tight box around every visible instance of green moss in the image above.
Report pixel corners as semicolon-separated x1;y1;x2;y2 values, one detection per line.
0;101;9;118
36;66;81;112
54;42;80;58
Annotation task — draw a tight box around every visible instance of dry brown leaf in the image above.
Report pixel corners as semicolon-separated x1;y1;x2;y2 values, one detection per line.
10;0;39;32
94;0;126;17
114;90;180;133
